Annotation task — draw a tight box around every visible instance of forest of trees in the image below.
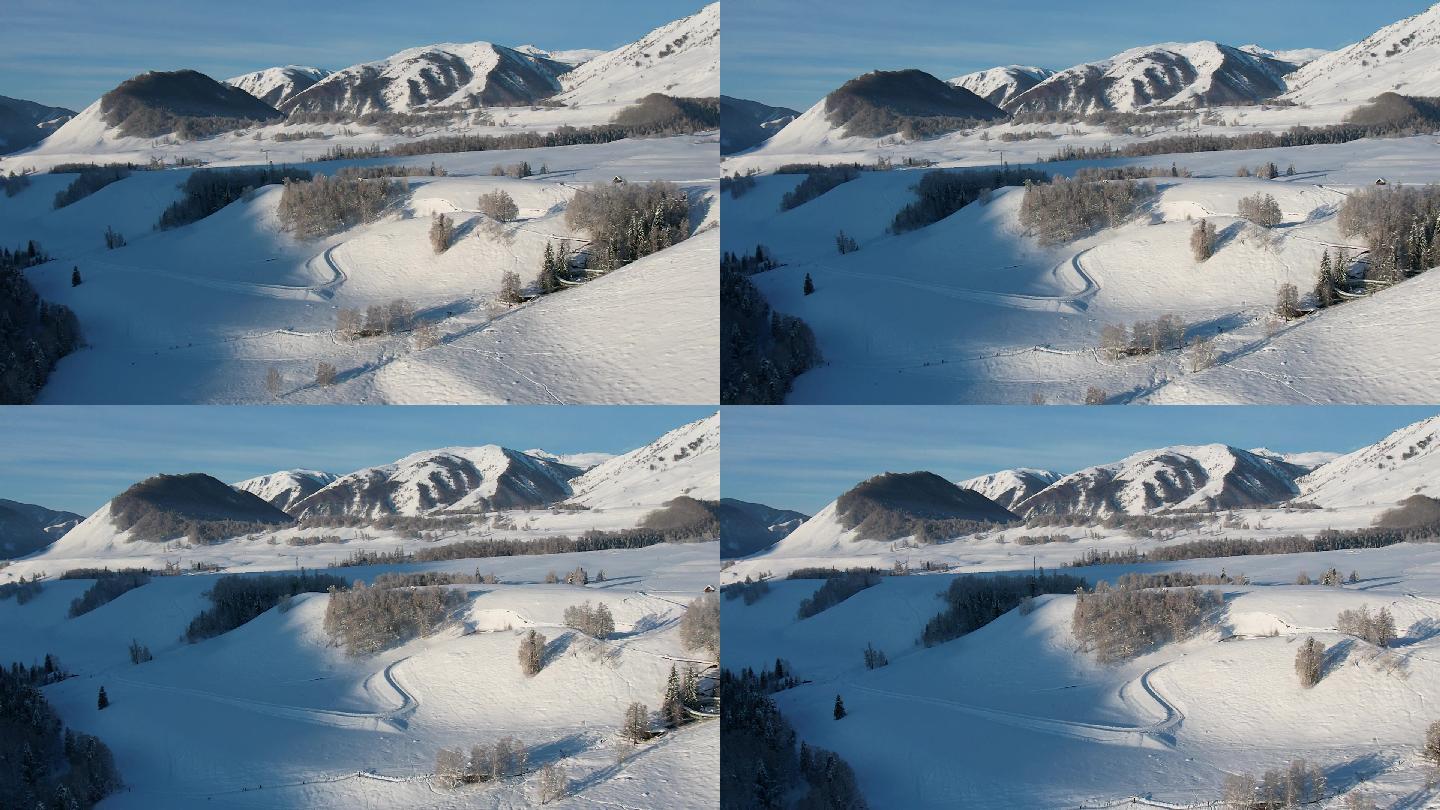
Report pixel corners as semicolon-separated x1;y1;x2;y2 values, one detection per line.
0;241;82;403
67;569;151;617
0;660;122;809
1221;759;1327;808
796;569;882;619
153;166;312;229
721;250;821;405
720;667;868;810
276;169;405;238
323;581;464;655
1338;183;1440;287
777;163;863;211
1071;577;1222;663
890;166;1049;233
53;165;131;209
184;571;347;642
609;94;721;136
564;180;690;272
434;736;529;788
1019;176;1155;243
921;571;1087;647
1070;522;1440;568
680;592;720;655
0;573;46;604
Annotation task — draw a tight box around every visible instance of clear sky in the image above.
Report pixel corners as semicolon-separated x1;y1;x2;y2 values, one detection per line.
3;0;707;111
0;406;712;515
724;0;1434;111
722;406;1440;515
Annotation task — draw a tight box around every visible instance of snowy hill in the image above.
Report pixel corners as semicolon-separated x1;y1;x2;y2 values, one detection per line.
1008;41;1296;113
0;94;75;153
291;446;580;519
226;65;331;108
280;43;566;114
957;468;1062;512
949;65;1057;109
565;414;719;510
233;469;340;513
1015;444;1306;517
0;498;82;558
1296;415;1440;509
1284;3;1440;104
717;498;809;558
720;95;800;155
558;2;719;106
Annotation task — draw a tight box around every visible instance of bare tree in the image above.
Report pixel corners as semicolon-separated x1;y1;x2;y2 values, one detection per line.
479;190;519;221
537;762;569;803
265;367;283;398
1190;218;1217;261
1084;386;1108;405
1295;636;1324;688
499;271;524;304
1187;337;1218;372
622;702;650;743
1275;283;1301;319
429;213;456;253
518;628;546;676
315;362;338;386
436;748;466;788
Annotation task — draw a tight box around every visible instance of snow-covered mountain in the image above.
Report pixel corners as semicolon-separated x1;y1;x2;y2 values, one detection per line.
0;94;75;153
226;65;331;108
957;468;1062;512
949;65;1057;109
279;43;567;115
523;449;615;471
1239;45;1329;68
1015;444;1307;517
233;469;339;514
291;446;580;519
0;499;83;558
1008;41;1296;113
1297;415;1440;509
514;45;605;68
558;2;718;106
565;413;719;510
1283;3;1440;104
718;498;809;558
721;95;800;155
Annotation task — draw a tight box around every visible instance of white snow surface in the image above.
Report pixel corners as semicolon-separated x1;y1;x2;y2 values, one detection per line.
1284;2;1440;103
565;413;719;510
1296;414;1440;508
558;3;718;106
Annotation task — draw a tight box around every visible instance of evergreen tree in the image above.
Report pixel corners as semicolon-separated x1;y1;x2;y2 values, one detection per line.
803;273;815;295
833;694;846;720
662;664;686;727
97;686;109;709
71;266;82;286
754;760;780;809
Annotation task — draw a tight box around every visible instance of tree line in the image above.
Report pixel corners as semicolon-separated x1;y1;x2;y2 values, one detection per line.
777;163;864;211
53;166;130;209
1072;577;1222;663
891;166;1049;233
157;166;313;230
276;169;405;238
1068;521;1440;568
323;580;463;655
1019;176;1155;244
922;570;1087;647
184;570;347;642
67;570;151;618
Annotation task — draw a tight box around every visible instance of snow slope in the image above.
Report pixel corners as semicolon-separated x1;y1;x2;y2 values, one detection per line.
233;470;340;513
957;468;1061;512
949;65;1056;109
1295;415;1440;509
565;414;719;511
226;66;330;108
1284;3;1440;104
558;3;718;105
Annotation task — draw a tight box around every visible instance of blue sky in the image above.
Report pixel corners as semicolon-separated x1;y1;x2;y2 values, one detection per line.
0;406;711;514
3;0;707;111
722;406;1440;514
724;0;1432;111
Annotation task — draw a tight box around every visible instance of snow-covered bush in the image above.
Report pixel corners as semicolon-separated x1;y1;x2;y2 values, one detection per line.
429;212;455;253
518;628;546;676
680;592;720;654
1221;759;1325;808
479;189;519;221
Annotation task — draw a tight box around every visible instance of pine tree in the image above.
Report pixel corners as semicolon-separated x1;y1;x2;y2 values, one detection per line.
662;664;686;727
803;273;815;295
97;686;109;709
833;693;846;720
754;760;780;809
71;266;82;286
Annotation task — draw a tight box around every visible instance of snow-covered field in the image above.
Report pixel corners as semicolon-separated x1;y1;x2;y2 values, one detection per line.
0;3;719;404
724;134;1440;404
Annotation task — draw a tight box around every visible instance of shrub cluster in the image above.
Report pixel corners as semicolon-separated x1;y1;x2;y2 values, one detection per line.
434;737;529;788
54;166;130;209
336;299;415;340
891;167;1048;233
921;571;1087;647
0;574;45;604
562;601;616;638
3;170;32;197
722;577;770;605
1221;760;1326;808
1336;604;1397;647
323;581;463;655
185;571;346;642
1099;314;1188;359
1339;184;1440;285
1072;579;1221;663
1019;176;1155;244
478;189;519;221
156;166;313;230
276;169;404;238
610;94;720;136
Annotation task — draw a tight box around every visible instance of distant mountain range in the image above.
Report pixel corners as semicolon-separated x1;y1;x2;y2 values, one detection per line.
0;95;75;154
720;95;799;154
0;499;82;559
